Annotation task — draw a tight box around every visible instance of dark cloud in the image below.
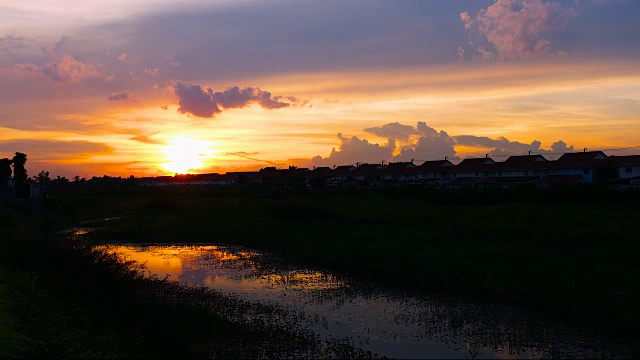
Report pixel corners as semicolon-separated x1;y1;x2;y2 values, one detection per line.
86;2;478;83
172;82;220;118
172;82;303;118
1;35;26;52
108;90;131;101
53;35;71;55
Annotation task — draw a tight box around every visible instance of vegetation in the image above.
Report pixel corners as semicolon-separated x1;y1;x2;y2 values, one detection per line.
3;183;640;357
82;185;640;341
0;194;376;358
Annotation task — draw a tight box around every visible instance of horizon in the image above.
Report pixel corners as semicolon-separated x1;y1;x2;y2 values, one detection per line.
2;0;639;178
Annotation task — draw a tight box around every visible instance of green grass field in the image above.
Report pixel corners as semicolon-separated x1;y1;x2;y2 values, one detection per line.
0;191;376;359
3;185;639;357
83;185;640;339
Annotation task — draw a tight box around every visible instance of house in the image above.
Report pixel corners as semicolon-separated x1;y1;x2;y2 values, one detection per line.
552;151;609;182
353;163;385;182
380;162;418;183
453;157;498;178
418;159;455;184
327;165;358;186
534;175;582;189
605;155;640;189
609;155;640;179
496;154;550;177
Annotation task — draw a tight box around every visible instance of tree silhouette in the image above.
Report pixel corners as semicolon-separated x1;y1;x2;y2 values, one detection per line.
12;152;29;197
35;170;51;184
0;158;12;192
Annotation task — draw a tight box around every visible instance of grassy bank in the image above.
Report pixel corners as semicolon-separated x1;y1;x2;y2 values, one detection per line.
79;185;640;340
0;195;375;358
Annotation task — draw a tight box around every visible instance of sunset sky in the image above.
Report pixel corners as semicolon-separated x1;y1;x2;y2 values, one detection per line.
1;0;639;178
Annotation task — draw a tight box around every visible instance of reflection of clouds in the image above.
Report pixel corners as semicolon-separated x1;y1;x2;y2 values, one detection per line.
105;244;632;359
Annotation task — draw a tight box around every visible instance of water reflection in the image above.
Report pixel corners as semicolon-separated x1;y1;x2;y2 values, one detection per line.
105;244;633;359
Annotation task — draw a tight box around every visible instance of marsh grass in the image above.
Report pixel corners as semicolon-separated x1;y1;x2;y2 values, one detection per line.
1;195;378;359
81;185;640;340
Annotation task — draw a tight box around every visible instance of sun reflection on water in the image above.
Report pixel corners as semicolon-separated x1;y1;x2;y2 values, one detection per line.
100;244;633;359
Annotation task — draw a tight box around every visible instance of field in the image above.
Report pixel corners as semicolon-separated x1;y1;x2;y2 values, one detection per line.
2;185;640;357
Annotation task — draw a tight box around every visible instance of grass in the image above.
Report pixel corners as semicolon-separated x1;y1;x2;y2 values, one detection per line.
0;192;378;359
80;185;640;340
3;184;639;357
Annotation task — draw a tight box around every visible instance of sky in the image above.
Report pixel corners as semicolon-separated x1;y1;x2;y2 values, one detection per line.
1;0;639;178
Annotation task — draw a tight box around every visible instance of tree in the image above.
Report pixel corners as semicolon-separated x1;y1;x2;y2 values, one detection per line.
0;158;11;191
12;152;28;198
34;170;51;184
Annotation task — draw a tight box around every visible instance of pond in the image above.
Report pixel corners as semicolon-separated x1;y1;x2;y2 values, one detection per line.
88;239;635;360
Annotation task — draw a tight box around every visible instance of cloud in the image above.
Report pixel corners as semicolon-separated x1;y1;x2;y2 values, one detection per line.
0;139;112;160
171;82;303;118
311;133;394;167
460;11;473;29
1;35;26;52
550;140;575;153
130;135;163;144
52;35;70;54
465;0;578;60
166;56;179;67
393;122;456;162
312;122;457;167
454;135;540;154
144;67;158;77
311;122;582;167
364;122;419;141
108;90;131;101
172;82;220;117
454;134;577;155
474;46;496;61
14;54;101;84
577;0;628;6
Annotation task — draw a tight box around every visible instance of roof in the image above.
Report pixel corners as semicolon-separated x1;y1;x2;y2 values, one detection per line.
420;159;453;167
334;165;357;171
455;157;497;171
354;163;385;175
380;162;417;175
555;151;608;168
499;155;548;168
356;163;384;170
608;155;640;166
313;166;332;172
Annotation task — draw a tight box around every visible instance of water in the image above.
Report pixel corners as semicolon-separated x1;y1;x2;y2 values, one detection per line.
95;240;632;359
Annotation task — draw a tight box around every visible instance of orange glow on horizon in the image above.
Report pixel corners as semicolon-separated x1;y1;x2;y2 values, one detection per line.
161;137;216;174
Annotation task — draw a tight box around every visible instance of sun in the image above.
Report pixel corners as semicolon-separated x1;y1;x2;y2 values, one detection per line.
161;137;214;174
